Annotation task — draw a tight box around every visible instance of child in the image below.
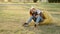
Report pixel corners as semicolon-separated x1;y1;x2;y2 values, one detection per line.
23;7;45;27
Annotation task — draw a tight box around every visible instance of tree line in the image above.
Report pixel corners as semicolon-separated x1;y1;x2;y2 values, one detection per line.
33;0;60;3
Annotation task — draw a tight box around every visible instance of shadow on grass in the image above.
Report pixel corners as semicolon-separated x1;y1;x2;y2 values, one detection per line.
23;22;60;34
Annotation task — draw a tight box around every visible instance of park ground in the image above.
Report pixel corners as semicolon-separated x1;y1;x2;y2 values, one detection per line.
0;3;60;34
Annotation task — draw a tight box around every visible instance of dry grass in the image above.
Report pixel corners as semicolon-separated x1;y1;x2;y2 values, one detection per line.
0;3;60;34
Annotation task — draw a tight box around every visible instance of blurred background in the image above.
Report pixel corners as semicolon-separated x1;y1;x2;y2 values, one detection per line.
0;0;60;3
0;0;60;34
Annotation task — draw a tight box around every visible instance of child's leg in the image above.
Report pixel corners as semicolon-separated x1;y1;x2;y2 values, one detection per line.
23;16;34;26
26;16;34;24
35;16;43;25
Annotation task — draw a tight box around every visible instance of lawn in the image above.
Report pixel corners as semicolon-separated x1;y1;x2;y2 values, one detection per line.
0;3;60;34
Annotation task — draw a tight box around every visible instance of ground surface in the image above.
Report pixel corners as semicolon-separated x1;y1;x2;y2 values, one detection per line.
0;3;60;34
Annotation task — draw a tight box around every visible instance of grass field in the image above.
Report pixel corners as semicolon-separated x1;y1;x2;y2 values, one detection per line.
0;3;60;34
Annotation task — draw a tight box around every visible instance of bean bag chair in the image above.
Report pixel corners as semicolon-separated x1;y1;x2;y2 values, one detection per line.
39;10;53;24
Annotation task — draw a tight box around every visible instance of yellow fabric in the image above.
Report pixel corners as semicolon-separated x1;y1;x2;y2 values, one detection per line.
40;10;53;24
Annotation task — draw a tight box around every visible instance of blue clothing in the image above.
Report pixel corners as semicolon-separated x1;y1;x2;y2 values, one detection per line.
26;16;43;24
26;9;44;24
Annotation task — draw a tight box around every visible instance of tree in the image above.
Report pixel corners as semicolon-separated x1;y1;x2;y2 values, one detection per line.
33;0;38;3
48;0;60;3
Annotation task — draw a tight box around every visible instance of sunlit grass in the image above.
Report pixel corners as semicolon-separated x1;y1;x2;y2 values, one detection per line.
0;3;60;34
